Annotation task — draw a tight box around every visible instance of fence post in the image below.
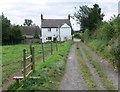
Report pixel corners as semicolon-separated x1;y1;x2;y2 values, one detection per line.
30;40;32;63
51;40;53;55
32;47;35;71
42;42;45;62
23;49;26;79
56;38;58;51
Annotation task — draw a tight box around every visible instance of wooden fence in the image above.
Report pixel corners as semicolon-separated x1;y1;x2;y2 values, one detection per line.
13;46;35;83
13;39;61;83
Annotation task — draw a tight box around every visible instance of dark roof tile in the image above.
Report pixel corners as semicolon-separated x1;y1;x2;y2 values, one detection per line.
21;26;40;36
41;19;72;28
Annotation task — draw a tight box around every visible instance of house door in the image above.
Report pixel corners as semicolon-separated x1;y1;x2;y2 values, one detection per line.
53;37;57;42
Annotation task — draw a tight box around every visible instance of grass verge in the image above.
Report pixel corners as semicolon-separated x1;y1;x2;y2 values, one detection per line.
75;43;97;90
8;40;73;90
80;43;115;90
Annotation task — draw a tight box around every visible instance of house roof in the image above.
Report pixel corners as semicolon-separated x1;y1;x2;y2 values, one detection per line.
41;19;72;28
21;26;40;36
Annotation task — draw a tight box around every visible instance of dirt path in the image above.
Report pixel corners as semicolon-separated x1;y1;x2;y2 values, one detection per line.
81;42;118;89
60;40;118;90
60;43;86;90
79;44;106;90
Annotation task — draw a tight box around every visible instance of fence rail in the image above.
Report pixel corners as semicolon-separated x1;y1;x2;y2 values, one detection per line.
13;46;35;83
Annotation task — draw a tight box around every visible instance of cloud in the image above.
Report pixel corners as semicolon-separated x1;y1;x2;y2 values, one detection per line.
0;0;119;30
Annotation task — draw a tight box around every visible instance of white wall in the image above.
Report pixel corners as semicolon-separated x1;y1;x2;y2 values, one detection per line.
60;27;71;41
42;28;59;42
42;23;72;42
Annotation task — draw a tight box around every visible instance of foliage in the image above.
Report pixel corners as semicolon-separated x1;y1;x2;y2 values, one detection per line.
34;29;39;39
74;4;104;31
2;13;11;45
2;14;23;45
82;29;90;43
81;14;120;68
23;19;33;26
73;31;81;39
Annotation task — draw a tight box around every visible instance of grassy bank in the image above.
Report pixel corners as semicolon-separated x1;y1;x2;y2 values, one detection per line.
87;39;118;70
8;40;73;90
75;43;97;90
81;16;120;69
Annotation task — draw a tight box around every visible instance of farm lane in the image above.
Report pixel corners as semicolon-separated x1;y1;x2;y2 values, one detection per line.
60;40;118;90
81;42;118;89
60;43;86;90
79;44;106;90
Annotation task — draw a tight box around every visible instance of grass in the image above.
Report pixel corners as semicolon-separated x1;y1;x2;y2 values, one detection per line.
2;42;58;84
8;40;73;90
75;43;97;90
80;43;116;90
87;39;117;69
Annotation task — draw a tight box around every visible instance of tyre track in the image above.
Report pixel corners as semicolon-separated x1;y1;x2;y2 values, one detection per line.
81;42;118;90
79;43;106;90
60;43;86;90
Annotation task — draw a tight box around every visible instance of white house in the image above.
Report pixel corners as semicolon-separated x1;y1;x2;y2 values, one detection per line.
41;14;72;42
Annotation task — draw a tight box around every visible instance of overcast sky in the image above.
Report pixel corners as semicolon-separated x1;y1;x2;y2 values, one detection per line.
0;0;119;30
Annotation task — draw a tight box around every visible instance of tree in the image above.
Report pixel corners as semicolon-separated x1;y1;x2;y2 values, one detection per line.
23;19;33;26
2;13;11;45
34;26;41;38
10;25;23;44
2;13;23;45
74;4;104;31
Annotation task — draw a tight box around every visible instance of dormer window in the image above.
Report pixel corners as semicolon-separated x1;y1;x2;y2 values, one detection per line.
48;28;51;32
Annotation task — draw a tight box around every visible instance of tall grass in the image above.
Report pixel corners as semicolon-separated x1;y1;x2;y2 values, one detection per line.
82;16;120;69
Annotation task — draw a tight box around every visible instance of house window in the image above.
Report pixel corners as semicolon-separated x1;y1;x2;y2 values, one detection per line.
48;28;51;32
56;28;58;31
48;37;52;40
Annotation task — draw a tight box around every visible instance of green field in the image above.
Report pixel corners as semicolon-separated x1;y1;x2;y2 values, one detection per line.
2;43;58;84
8;40;72;90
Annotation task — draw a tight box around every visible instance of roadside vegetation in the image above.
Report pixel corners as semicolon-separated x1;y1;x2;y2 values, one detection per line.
73;3;120;69
75;43;97;90
80;43;115;90
8;40;72;90
82;16;120;69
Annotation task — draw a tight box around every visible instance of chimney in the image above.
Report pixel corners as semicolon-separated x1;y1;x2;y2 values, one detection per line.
68;14;70;20
41;14;43;20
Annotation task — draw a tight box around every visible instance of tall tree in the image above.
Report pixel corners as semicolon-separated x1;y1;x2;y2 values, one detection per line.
74;4;104;31
23;19;33;26
2;13;23;45
2;13;11;45
10;25;23;44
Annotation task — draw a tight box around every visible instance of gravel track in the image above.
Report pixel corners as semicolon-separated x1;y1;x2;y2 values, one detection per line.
60;41;118;90
81;42;118;90
79;44;106;90
60;43;86;90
